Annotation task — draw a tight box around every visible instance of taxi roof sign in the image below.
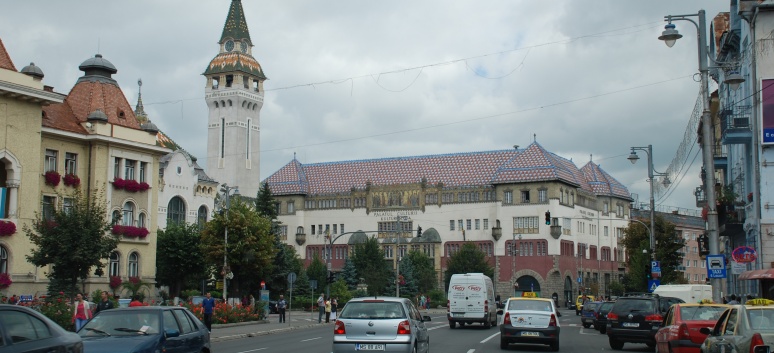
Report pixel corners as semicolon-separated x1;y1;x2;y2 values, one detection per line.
521;292;538;298
745;298;774;306
699;299;715;304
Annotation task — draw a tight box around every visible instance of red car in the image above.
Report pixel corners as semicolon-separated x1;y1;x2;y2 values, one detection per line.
655;302;729;353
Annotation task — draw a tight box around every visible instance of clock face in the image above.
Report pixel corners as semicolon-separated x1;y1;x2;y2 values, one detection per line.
241;41;249;53
225;40;235;52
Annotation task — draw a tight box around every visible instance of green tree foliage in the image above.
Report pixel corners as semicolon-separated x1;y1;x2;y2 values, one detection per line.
404;250;437;293
341;258;359;290
621;216;686;291
330;278;353;304
444;242;494;291
293;270;312;298
24;189;117;297
254;181;278;220
200;198;276;297
156;222;208;298
609;281;626;296
268;244;302;297
306;253;327;293
351;237;391;296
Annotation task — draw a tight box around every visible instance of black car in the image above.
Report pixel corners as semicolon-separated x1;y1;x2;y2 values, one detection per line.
0;304;83;353
606;294;684;350
593;301;615;333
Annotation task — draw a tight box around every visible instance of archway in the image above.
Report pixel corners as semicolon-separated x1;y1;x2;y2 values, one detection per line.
564;276;573;308
514;275;541;297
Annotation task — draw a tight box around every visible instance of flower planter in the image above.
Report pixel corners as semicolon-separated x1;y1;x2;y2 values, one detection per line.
112;178;150;192
111;224;150;238
0;221;16;236
0;273;12;290
63;174;81;187
44;171;60;187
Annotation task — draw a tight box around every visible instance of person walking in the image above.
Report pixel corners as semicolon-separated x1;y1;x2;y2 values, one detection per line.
278;295;287;323
249;294;256;313
94;291;114;314
72;293;91;331
201;292;216;332
419;294;426;310
325;297;332;323
331;298;338;321
317;293;325;323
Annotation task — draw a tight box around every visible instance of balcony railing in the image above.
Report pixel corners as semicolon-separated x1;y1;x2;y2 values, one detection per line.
720;106;752;145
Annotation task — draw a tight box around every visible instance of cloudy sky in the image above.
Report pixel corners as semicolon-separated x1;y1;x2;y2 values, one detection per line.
1;0;728;211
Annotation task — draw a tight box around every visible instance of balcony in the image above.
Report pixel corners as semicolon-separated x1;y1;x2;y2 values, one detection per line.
720;106;752;145
713;144;727;171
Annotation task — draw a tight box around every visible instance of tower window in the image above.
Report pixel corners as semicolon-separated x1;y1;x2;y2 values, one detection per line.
220;118;225;158
253;81;259;92
243;76;249;89
226;75;233;88
246;118;251;160
213;78;219;89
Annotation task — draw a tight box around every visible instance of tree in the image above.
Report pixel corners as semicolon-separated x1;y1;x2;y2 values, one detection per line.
293;270;312;298
384;259;418;298
609;281;626;296
268;243;302;297
351;237;391;296
200;198;276;297
25;189;117;297
404;250;437;293
306;253;327;294
254;181;278;220
330;278;353;304
444;242;494;291
156;222;208;298
340;258;359;290
621;216;686;291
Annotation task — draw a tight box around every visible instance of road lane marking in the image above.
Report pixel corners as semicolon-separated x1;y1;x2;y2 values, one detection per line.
235;349;267;353
301;337;322;342
481;332;500;343
467;350;476;353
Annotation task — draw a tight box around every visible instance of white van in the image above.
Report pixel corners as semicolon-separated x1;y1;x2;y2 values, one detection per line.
652;284;713;304
447;273;497;329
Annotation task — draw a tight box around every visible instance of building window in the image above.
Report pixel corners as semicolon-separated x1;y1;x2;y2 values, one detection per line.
466;219;472;230
45;149;57;172
521;190;530;203
122;202;135;226
287;201;295;214
341;224;344;234
604;226;609;237
63;197;74;215
167;196;186;224
42;196;55;221
220;118;225;158
197;205;208;229
139;162;147;183
138;213;146;228
538;189;547;203
384;246;393;259
246;118;252;159
311;225;316;235
513;216;538;230
603;202;609;214
475;219;480;230
112;210;121;225
458;220;463;231
128;252;139;277
124;160;136;180
114;158;121;178
109;251;119;277
504;191;513;204
0;245;7;274
65;153;77;175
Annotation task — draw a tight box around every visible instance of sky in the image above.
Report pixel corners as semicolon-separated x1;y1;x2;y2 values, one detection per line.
0;0;729;212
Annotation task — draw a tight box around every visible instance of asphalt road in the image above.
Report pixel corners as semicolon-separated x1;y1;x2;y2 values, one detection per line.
212;307;658;353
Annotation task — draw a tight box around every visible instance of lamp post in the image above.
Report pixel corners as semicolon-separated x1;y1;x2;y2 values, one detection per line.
628;145;671;261
659;10;745;303
219;184;240;303
396;215;409;297
511;234;522;295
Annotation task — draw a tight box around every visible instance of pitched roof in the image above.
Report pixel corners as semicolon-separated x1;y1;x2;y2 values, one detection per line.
219;0;252;44
0;38;16;71
580;161;631;199
204;52;266;78
264;142;631;200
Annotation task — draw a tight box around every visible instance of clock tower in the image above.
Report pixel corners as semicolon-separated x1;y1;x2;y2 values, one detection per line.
204;0;267;198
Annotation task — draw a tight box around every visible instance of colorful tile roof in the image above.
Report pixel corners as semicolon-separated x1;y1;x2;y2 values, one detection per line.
204;52;266;79
0;38;16;71
264;142;631;200
580;161;631;199
220;0;252;44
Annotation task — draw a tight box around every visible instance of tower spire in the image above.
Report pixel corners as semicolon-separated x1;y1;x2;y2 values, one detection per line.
220;0;252;44
134;78;147;123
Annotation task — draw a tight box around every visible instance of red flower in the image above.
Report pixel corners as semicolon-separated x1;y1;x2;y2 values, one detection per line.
124;180;141;192
63;174;81;187
44;171;61;187
109;275;122;289
112;178;127;190
0;273;11;289
0;221;16;236
112;224;150;238
139;182;150;191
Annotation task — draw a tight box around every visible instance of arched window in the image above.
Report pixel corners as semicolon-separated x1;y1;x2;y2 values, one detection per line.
138;213;146;228
0;245;8;274
122;202;135;226
128;252;139;277
112;210;121;225
109;251;119;277
197;205;208;229
167;196;186;224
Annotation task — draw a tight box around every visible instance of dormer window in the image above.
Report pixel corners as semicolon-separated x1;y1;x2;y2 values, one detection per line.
117;109;125;119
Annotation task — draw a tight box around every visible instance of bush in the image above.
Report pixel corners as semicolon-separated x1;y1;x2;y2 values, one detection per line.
180;289;200;301
37;292;74;331
292;295;314;311
182;301;262;324
428;289;446;307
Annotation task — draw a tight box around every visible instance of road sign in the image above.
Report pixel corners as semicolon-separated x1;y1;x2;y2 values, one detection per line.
216;280;224;289
648;279;661;293
288;272;297;284
310;279;318;290
577;277;582;283
706;255;727;279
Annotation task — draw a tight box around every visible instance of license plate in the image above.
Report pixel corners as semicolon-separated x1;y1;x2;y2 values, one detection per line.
521;332;540;336
356;344;385;351
623;322;639;328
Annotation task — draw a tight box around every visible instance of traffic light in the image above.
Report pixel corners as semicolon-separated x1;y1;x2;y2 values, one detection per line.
417;226;422;237
328;272;336;284
697;232;709;257
545;211;551;225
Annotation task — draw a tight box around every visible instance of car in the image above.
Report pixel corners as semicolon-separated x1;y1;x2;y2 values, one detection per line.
0;304;83;353
581;301;602;328
78;306;210;353
332;296;431;353
606;294;685;350
699;298;774;353
447;273;498;328
576;295;596;315
655;301;728;353
594;301;616;334
499;296;561;351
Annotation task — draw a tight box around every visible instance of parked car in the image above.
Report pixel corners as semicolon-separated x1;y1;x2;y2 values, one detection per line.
581;301;602;328
606;294;685;350
594;301;616;334
78;306;210;353
0;304;83;353
332;296;431;353
499;296;560;351
700;299;774;353
576;294;596;315
655;302;728;353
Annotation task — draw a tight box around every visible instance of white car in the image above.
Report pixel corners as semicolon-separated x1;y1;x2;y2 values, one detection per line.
498;296;561;351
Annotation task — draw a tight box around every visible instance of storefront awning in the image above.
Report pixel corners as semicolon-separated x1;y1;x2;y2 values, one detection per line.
739;269;774;280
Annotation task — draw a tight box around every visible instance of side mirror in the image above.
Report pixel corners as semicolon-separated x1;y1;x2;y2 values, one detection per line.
497;309;503;315
699;327;712;336
754;346;771;353
422;316;432;322
165;329;180;338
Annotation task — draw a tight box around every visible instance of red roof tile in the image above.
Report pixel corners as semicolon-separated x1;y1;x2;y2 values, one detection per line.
0;38;17;71
43;80;142;133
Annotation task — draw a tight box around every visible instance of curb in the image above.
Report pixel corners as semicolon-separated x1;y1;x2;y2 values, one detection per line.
211;323;324;343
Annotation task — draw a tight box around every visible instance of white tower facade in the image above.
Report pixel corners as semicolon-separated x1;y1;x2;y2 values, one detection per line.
204;0;267;197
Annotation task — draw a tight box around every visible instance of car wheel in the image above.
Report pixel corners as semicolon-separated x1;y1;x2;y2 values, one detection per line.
646;342;656;350
550;340;559;352
484;316;491;329
576;310;580;316
500;336;508;349
449;320;456;329
609;337;624;350
583;323;591;328
600;327;606;334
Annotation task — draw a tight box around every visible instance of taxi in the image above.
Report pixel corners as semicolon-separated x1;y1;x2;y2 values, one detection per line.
576;294;596;316
654;300;729;353
699;298;774;353
498;295;560;351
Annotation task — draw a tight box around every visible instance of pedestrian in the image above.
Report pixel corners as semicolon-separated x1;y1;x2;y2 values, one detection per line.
9;294;17;305
331;297;338;321
129;295;144;307
426;296;431;309
278;295;287;323
727;294;740;305
419;294;426;309
241;295;248;308
94;291;114;314
317;293;325;323
325;297;332;323
201;292;216;332
249;294;256;313
72;293;92;331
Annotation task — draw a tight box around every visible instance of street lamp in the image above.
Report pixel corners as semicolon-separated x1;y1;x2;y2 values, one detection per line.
219;184;240;302
511;234;522;295
659;10;745;303
396;215;410;297
628;145;670;260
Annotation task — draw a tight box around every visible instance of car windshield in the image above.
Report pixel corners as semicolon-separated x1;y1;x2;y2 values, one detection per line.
79;311;161;336
339;301;405;319
679;306;726;321
599;302;615;311
508;300;553;312
747;308;774;331
584;303;600;312
612;299;654;314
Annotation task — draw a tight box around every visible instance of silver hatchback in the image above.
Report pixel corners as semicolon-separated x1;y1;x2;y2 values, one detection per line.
333;296;432;353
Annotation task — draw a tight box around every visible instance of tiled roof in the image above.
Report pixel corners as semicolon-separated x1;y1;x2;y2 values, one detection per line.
220;0;252;44
43;80;141;133
0;38;16;71
264;142;631;199
580;161;631;199
204;52;266;79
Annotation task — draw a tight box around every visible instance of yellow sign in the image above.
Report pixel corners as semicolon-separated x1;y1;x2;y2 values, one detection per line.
746;298;774;306
699;299;715;304
216;280;224;290
522;292;538;298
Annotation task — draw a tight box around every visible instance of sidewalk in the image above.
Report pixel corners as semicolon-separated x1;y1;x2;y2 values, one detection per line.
210;308;448;342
